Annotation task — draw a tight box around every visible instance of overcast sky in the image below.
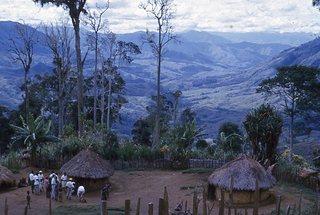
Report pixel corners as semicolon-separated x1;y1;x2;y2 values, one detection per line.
1;0;320;33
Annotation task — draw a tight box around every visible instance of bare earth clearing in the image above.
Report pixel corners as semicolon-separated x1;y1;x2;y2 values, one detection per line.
0;170;316;215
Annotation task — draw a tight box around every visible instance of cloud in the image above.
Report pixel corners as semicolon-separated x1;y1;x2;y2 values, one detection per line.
0;0;320;33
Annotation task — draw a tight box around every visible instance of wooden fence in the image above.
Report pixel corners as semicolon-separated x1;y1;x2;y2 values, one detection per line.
273;168;320;191
111;159;226;170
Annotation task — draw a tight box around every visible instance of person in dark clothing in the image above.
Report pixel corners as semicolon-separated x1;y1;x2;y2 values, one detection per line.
26;191;31;209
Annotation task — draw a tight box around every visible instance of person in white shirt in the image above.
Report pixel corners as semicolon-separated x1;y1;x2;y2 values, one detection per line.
51;175;57;200
77;185;85;201
38;171;44;192
61;172;67;189
33;173;40;195
28;171;35;194
66;178;75;200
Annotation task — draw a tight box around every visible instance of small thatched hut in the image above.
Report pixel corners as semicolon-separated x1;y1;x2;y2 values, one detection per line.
0;165;16;189
60;149;114;191
208;156;276;205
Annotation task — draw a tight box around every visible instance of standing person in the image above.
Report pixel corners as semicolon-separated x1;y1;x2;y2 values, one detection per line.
66;178;75;200
28;171;35;194
44;176;50;198
77;185;85;202
61;172;67;190
38;170;44;192
26;191;31;209
51;175;57;200
33;173;40;195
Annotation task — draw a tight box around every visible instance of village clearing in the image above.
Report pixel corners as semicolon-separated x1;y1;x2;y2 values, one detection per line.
0;170;317;215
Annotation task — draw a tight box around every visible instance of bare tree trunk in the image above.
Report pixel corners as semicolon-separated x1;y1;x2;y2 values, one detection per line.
153;23;162;147
290;113;294;159
74;22;84;136
106;76;112;131
93;31;98;129
24;70;29;122
58;67;63;137
100;75;106;125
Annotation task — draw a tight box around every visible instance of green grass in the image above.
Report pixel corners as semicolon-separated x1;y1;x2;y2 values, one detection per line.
53;205;124;215
181;168;212;174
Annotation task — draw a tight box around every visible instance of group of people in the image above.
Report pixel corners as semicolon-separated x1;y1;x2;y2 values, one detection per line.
28;170;86;202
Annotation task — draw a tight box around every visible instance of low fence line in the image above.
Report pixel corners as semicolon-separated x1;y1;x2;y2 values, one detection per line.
33;157;227;170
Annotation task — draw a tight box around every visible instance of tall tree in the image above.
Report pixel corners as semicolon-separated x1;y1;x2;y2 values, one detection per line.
172;90;182;126
33;0;88;136
100;32;140;131
8;22;37;122
84;2;109;130
140;0;177;147
243;104;283;164
44;23;73;137
257;66;319;155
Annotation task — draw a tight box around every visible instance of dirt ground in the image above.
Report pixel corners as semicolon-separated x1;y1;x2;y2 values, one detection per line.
0;170;316;215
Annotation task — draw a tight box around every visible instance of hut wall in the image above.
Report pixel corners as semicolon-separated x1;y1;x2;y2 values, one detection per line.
74;177;110;191
214;187;271;205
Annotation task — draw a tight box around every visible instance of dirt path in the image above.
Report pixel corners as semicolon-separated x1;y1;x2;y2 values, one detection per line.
0;170;315;214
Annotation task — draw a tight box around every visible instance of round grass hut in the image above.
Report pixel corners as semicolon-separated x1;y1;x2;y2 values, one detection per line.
0;165;16;189
208;156;276;206
60;149;114;191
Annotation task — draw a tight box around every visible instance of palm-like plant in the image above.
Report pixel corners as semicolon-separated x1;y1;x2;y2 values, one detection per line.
11;115;58;163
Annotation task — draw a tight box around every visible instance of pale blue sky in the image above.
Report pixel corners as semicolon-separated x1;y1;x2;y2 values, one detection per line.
1;0;320;33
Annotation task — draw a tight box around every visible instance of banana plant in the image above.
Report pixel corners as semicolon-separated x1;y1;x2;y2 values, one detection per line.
11;115;58;163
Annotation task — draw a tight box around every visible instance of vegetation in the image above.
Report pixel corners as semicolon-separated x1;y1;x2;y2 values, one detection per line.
257;66;320;156
243;104;283;164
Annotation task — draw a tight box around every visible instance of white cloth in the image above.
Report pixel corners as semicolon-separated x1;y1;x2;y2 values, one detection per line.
66;181;74;189
34;175;39;186
77;186;85;198
29;173;34;181
51;176;57;185
61;175;67;187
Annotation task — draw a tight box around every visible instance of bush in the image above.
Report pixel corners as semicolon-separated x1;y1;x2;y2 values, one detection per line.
196;139;208;149
277;149;311;175
0;151;22;171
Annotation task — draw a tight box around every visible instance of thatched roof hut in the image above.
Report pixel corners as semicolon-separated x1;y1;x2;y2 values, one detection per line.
0;165;16;188
60;149;114;190
208;156;276;205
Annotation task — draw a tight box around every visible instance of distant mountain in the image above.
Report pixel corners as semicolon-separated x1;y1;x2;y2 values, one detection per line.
0;21;310;136
210;31;315;46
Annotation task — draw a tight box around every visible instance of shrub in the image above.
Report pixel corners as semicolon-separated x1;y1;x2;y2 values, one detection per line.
0;151;22;171
243;104;283;164
196;139;208;150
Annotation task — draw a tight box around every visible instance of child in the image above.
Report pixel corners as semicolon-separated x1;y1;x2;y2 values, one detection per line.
26;191;31;209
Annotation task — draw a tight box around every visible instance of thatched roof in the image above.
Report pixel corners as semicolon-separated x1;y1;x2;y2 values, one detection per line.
208;156;276;191
0;165;15;187
60;149;114;179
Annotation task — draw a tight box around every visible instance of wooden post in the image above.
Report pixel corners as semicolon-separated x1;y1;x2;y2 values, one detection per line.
101;200;108;215
163;187;169;215
125;199;131;215
136;198;141;215
253;179;259;215
203;189;208;215
276;195;282;215
185;200;188;212
148;203;154;215
298;191;302;215
193;192;198;215
229;175;234;215
286;205;291;215
24;206;28;215
316;192;320;215
4;198;8;215
49;198;52;215
218;190;225;215
159;198;165;215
